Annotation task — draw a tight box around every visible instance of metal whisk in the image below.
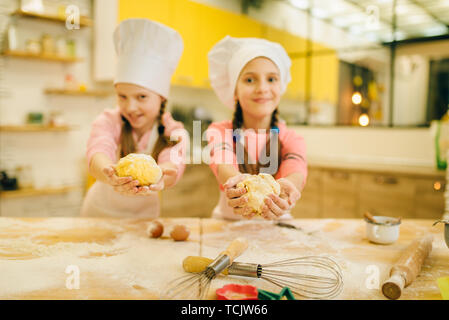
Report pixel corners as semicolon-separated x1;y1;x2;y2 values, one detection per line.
162;238;248;300
183;255;344;299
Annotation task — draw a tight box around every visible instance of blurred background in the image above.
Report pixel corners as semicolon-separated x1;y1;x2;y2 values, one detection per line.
0;0;448;219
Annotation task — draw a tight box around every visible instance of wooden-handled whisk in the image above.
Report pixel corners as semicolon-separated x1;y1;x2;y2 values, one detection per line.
162;238;248;300
183;255;344;299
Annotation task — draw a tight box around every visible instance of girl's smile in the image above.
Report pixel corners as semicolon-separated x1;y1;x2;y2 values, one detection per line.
234;57;282;129
115;83;164;135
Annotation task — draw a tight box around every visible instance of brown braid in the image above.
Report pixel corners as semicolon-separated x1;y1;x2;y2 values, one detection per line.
232;102;282;175
151;100;179;160
119;100;180;160
119;116;135;158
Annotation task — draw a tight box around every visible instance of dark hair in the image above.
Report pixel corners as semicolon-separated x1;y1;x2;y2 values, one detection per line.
119;100;179;160
232;101;282;175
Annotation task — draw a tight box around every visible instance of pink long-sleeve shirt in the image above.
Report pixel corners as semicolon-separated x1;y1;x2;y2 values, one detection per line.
86;107;187;184
206;120;308;189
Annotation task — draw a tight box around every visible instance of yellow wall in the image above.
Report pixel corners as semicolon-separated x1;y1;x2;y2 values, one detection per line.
118;0;338;103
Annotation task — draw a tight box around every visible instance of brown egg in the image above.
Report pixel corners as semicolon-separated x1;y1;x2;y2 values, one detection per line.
170;224;190;241
147;220;164;238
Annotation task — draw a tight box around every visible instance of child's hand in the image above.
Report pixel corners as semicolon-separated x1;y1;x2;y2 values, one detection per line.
260;178;301;220
103;165;142;195
147;166;178;192
223;174;253;218
277;178;301;206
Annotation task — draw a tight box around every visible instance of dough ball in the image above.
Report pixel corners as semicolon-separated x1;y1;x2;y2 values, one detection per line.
116;153;162;186
237;173;281;215
170;225;190;241
147;220;164;238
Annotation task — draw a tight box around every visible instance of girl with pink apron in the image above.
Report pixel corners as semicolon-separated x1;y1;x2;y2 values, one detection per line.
81;19;187;218
206;36;308;221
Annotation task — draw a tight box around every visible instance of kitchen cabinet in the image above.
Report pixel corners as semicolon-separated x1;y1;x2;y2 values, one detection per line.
291;166;446;220
322;169;359;218
291;167;321;218
358;173;415;218
414;177;446;219
161;164;219;218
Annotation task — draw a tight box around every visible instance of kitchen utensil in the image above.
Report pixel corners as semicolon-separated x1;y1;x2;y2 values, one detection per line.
258;287;296;300
365;215;401;244
215;284;258;300
382;235;433;300
275;221;319;235
163;237;248;300
437;277;449;300
433;220;449;249
183;255;344;299
275;221;302;230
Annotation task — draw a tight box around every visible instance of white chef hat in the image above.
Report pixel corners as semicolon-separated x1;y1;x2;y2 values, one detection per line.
113;18;183;99
208;35;291;109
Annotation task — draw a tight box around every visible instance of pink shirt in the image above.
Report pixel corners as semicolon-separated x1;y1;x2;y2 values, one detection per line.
86;108;187;184
206;120;308;189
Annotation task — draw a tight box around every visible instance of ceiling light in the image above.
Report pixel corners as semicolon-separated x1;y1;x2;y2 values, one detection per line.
349;25;364;35
289;0;309;10
352;92;362;105
359;114;370;127
311;8;329;19
394;31;407;41
423;24;449;37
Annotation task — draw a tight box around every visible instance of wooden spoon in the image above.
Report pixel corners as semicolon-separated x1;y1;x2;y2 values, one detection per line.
364;211;379;224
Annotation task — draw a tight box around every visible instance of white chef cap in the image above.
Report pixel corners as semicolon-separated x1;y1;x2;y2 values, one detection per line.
208;35;291;109
113;18;183;99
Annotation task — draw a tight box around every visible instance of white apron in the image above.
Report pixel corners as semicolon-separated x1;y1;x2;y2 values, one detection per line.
212;191;293;221
80;125;161;218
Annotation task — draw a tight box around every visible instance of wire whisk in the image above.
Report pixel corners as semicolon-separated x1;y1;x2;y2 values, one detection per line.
162;238;248;300
183;255;344;299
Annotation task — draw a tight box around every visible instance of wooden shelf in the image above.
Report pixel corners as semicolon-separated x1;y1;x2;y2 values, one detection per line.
0;186;78;199
11;9;92;27
0;125;72;132
2;50;83;63
44;88;112;97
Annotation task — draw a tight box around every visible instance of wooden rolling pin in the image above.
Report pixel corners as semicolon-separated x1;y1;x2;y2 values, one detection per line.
382;235;433;300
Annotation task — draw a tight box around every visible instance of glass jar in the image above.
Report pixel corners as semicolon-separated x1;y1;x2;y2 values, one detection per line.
41;34;55;55
26;39;41;55
16;165;34;189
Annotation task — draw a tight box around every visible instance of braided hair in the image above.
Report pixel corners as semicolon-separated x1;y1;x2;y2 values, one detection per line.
119;100;179;160
232;101;282;175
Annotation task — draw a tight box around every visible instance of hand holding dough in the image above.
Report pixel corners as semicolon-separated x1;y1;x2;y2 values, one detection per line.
236;173;281;216
115;153;162;186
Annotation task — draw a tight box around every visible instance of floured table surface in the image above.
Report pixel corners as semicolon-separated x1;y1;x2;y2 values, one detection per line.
0;217;447;299
0;217;201;299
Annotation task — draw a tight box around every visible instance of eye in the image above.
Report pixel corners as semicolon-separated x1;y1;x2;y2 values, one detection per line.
118;95;127;100
138;95;147;100
244;77;254;83
268;76;278;83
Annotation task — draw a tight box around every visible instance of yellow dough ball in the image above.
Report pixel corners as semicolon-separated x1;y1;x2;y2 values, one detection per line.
237;173;281;215
115;153;162;186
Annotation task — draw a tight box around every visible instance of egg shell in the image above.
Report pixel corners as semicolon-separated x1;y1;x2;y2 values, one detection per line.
170;224;190;241
147;220;164;238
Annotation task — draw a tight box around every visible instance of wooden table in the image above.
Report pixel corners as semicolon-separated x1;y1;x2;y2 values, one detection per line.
0;217;447;300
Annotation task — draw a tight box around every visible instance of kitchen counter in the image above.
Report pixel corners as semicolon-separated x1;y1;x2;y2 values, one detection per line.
0;217;447;300
308;159;445;178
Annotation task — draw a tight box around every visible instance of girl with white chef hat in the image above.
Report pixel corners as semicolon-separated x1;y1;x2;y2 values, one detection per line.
206;36;308;221
81;19;187;218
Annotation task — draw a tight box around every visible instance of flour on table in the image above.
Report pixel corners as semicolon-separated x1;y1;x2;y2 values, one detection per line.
0;219;199;298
